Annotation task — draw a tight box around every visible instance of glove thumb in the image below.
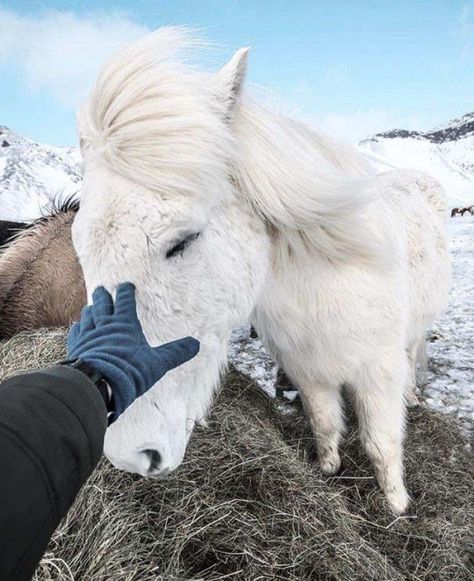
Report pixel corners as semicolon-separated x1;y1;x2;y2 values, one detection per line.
151;337;200;374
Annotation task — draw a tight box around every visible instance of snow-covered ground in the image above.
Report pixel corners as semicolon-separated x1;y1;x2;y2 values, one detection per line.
229;216;473;433
425;216;473;431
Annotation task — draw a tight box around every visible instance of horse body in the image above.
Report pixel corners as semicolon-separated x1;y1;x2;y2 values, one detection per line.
74;29;450;513
460;205;474;216
0;202;85;338
252;169;449;511
451;205;474;216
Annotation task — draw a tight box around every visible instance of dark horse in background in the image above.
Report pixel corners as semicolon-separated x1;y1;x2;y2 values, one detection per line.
451;205;474;217
0;219;29;247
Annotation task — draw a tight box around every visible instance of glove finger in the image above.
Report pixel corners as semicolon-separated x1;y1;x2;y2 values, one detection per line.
66;322;81;354
66;327;120;358
79;305;95;333
114;282;138;320
92;286;114;324
152;337;200;375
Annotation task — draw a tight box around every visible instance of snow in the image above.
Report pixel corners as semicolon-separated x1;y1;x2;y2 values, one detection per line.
2;121;473;221
425;216;474;432
229;217;473;434
228;325;277;397
360;136;474;208
0;126;81;222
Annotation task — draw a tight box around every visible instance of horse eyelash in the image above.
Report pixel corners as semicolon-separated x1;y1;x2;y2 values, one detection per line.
166;232;200;259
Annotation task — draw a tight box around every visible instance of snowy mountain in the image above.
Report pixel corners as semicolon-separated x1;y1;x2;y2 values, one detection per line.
360;113;474;208
0;126;82;221
1;113;474;222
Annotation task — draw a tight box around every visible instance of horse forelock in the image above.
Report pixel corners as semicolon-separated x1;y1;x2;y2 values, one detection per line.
78;27;233;201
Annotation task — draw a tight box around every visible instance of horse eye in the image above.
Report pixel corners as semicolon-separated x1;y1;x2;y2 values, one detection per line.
166;232;200;259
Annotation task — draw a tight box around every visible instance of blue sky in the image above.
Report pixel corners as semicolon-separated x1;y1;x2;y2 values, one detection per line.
0;0;473;145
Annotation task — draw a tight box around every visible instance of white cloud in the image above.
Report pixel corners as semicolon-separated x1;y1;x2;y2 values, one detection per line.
0;8;150;108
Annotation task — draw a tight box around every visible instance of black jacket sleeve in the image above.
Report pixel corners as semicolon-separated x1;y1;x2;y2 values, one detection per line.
0;366;107;581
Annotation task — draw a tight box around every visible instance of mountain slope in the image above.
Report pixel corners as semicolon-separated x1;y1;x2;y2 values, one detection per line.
360;113;474;208
0;126;82;221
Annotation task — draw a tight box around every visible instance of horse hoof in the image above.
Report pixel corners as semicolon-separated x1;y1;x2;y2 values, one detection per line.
386;486;410;515
406;393;420;407
320;452;341;476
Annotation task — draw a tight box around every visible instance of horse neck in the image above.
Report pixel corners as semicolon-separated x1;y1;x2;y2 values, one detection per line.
231;102;384;264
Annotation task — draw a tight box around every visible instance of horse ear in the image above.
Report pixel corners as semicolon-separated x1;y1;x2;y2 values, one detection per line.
215;47;249;121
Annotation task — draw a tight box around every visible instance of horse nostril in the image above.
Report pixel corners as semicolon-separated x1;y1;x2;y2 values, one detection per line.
141;449;162;474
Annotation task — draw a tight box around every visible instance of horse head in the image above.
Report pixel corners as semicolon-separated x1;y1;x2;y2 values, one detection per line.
73;29;269;476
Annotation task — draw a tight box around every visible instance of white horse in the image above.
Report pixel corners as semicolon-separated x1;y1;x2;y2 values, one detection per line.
73;28;450;514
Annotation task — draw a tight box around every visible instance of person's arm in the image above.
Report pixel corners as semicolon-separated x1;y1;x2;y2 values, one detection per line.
0;366;106;581
0;283;199;581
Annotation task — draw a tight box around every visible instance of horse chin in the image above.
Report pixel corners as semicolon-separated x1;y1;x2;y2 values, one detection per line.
102;349;227;479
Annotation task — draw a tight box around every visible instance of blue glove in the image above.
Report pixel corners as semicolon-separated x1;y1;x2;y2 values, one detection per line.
67;283;199;420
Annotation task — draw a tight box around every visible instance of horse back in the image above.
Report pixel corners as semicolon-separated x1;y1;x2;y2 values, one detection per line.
378;169;451;336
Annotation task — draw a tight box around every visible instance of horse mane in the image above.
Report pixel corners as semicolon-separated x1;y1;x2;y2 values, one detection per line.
78;27;386;263
0;197;79;326
232;102;385;262
37;193;80;224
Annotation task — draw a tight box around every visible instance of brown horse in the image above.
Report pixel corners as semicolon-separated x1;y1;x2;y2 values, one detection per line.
0;199;86;339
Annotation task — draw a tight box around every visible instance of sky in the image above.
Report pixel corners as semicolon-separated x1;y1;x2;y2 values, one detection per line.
0;0;473;146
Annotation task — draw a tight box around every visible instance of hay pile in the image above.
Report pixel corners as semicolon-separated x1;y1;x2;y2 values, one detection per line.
1;329;473;581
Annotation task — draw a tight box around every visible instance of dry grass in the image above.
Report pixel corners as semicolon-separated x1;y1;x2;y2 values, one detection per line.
0;329;472;581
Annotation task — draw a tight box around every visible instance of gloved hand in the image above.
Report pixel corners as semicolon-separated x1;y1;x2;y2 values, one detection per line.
67;282;199;420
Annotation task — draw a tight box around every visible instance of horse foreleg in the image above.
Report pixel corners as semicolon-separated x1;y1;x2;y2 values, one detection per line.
299;381;344;476
405;339;424;407
350;357;409;514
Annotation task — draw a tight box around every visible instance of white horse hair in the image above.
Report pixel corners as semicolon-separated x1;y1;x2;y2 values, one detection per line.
74;28;450;514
